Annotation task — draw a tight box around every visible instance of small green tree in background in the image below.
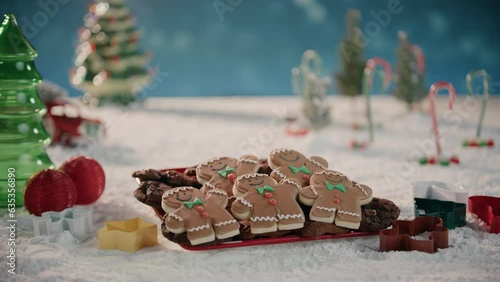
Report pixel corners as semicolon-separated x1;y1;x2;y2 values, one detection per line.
70;0;152;106
335;9;366;97
393;31;427;110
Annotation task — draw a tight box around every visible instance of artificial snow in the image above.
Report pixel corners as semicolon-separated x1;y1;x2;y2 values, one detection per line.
1;95;500;281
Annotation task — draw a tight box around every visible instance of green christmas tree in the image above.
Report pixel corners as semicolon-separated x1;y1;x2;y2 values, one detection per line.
393;31;427;110
335;9;366;97
0;14;54;207
70;0;152;106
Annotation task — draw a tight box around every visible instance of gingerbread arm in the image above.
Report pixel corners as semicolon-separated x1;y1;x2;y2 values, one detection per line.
235;155;259;175
270;168;287;182
231;196;253;220
165;210;187;234
309;156;328;169
298;185;321;206
204;188;229;207
354;183;373;205
200;176;225;194
278;178;301;196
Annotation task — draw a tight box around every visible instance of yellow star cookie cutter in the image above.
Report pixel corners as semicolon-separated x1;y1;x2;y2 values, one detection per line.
98;218;158;253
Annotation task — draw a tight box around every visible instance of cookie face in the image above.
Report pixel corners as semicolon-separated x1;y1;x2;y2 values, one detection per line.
196;157;238;183
233;173;277;197
268;148;328;187
309;171;352;189
161;187;204;213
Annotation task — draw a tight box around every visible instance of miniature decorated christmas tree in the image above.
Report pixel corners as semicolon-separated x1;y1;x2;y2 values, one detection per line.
335;9;366;97
393;31;427;110
69;0;152;106
0;14;54;207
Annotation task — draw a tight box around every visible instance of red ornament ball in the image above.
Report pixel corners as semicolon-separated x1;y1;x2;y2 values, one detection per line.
60;156;105;205
227;173;236;182
24;169;77;216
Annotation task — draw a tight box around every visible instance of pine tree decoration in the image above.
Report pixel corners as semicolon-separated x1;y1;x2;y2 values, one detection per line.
335;9;366;97
393;31;427;110
70;0;152;106
0;14;54;207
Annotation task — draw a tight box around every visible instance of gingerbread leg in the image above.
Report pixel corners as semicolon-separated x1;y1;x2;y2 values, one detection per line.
186;225;216;245
249;217;278;234
335;209;362;229
213;219;240;240
309;205;336;224
277;213;305;230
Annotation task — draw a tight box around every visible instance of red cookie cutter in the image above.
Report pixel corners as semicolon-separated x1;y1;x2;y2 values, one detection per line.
468;196;500;234
379;216;449;253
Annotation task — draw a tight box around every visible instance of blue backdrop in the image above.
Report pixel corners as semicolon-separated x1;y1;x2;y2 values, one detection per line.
1;0;499;96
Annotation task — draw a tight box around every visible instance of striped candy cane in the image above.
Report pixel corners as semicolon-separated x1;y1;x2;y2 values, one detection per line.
429;82;456;156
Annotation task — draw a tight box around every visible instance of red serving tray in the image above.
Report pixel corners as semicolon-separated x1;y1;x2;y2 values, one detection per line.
150;167;379;251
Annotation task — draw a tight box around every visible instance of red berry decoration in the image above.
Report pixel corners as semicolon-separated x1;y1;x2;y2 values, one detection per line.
24;169;77;216
450;156;460;164
227;173;236;183
487;139;494;147
428;157;436;165
469;140;478;147
60;156;105;205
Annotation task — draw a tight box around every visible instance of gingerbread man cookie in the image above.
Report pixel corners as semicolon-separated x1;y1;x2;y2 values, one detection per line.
196;155;259;196
231;173;305;234
162;187;240;245
268;148;329;187
299;170;373;229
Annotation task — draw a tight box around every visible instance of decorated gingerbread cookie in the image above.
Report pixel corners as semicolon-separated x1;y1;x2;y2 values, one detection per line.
299;170;373;229
231;173;305;234
268;148;329;187
196;155;259;196
162;187;240;245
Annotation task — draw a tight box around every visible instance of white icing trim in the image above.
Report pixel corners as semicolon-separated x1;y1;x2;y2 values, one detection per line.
277;214;304;220
206;189;227;196
162;187;194;198
355;184;369;196
168;213;184;221
273;169;286;180
281;178;301;189
203;182;217;190
270;148;292;155
200;157;223;166
214;219;237;227
187;223;210;233
236;173;269;181
316;206;337;212
316;171;352;182
240;158;258;164
310;186;320;196
236;197;253;207
250;216;278;222
308;158;327;170
337;210;360;217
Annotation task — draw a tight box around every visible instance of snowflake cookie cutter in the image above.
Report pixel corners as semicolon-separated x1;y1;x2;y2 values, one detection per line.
32;208;93;240
379;216;449;253
468;196;500;234
98;218;158;253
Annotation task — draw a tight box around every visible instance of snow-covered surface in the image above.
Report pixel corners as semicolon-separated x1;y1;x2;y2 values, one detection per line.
2;95;500;281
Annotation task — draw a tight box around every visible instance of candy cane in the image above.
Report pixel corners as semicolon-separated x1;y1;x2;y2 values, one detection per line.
466;69;490;138
429;82;456;156
410;45;425;74
291;50;321;98
363;58;392;142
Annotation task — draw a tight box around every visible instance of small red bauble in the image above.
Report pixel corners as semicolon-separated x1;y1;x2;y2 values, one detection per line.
469;140;478;147
487;139;494;147
302;175;310;181
428;157;436;164
60;156;105;205
450;156;460;164
196;206;205;212
264;192;272;198
201;212;209;218
333;199;341;204
24;169;77;216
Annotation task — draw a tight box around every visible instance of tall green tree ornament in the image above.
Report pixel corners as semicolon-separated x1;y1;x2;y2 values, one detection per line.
0;14;54;207
335;9;366;97
393;31;427;110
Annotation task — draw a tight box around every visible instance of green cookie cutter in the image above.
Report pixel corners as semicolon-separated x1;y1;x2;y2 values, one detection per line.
414;198;466;229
